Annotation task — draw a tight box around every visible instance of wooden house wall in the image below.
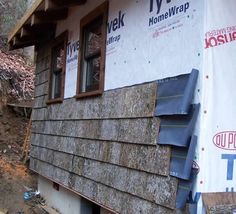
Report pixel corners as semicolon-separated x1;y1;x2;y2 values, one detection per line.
30;44;178;213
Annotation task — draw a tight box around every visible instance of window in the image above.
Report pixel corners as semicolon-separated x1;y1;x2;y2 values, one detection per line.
76;2;108;98
80;198;100;214
47;31;67;104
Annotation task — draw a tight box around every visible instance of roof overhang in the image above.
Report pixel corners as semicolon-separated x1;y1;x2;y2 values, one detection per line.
8;0;86;50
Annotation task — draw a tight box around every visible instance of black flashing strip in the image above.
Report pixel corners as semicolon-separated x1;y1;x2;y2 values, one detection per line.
175;168;198;210
157;104;200;147
170;135;198;180
155;69;199;116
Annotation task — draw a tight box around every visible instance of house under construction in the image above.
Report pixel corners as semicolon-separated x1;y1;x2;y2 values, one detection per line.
8;0;236;213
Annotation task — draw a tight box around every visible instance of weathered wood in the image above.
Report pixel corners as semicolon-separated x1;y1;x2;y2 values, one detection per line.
32;118;160;145
32;83;157;120
30;158;175;214
32;108;47;120
31;146;177;209
34;82;48;97
36;55;50;74
8;0;85;49
34;95;47;108
53;151;74;172
11;36;38;49
30;146;54;164
36;45;50;63
202;192;236;214
50;0;87;7
73;158;177;209
31;134;170;175
20;27;31;38
33;8;68;24
35;69;48;86
8;0;44;42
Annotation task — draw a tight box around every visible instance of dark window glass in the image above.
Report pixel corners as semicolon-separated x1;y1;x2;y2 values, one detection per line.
51;43;64;99
77;2;108;98
80;17;103;93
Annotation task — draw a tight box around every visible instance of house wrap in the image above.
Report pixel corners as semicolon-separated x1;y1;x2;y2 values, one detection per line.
8;0;236;213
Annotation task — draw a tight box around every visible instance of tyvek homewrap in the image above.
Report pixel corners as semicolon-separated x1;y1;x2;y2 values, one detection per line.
191;0;236;212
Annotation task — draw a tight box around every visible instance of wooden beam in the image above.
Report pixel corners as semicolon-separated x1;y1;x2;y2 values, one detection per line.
11;40;38;50
31;14;41;26
24;23;56;33
12;35;37;47
20;26;54;42
47;0;86;7
8;0;44;42
202;193;236;213
32;8;68;25
44;0;58;11
13;36;19;46
8;0;87;49
20;27;31;38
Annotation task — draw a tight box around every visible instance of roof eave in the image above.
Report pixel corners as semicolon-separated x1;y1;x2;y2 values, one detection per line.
8;0;86;50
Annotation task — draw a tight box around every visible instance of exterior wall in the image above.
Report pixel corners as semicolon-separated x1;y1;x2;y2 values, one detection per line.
30;0;236;213
194;0;236;212
39;176;113;214
38;176;81;214
59;0;204;98
30;0;205;213
31;43;177;213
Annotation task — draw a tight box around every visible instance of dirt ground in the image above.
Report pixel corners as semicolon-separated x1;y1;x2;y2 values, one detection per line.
0;106;38;214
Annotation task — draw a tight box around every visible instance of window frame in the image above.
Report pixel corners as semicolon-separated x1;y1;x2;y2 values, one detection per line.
47;31;68;105
76;1;108;99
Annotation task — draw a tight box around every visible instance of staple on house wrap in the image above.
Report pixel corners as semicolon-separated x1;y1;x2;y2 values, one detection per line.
155;69;199;116
157;104;200;147
175;168;198;210
170;135;197;180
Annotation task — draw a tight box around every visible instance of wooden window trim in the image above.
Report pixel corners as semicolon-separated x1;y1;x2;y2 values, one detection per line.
47;31;68;105
75;1;108;99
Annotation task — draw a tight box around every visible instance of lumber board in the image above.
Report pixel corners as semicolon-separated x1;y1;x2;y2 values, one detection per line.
32;83;157;120
30;158;176;213
202;192;236;214
8;0;44;42
35;70;48;86
34;95;47;109
31;134;170;176
32;118;160;145
36;55;50;74
34;82;48;97
30;148;177;209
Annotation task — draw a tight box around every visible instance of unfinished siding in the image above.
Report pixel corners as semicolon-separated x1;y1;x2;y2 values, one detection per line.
30;45;177;213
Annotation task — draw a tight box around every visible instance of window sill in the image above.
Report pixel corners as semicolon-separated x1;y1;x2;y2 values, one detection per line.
46;98;63;105
75;90;103;99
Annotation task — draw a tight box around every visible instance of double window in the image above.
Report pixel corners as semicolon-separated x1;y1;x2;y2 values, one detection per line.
76;2;108;98
48;2;108;104
48;31;67;104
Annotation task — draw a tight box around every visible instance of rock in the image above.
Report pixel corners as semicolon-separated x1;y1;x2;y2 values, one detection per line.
3;149;7;153
8;145;11;149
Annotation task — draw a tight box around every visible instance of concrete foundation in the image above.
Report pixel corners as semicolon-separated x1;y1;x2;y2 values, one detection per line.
38;176;113;214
